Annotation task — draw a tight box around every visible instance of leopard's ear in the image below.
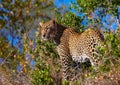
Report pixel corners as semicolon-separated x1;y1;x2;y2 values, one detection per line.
39;22;44;27
51;19;55;25
52;19;55;24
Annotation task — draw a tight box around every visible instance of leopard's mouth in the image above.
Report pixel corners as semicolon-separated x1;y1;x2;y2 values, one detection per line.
43;38;48;41
41;36;48;40
41;34;50;40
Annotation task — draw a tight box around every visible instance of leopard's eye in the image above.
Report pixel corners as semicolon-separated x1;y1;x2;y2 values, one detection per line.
45;25;48;28
46;27;49;29
46;26;51;30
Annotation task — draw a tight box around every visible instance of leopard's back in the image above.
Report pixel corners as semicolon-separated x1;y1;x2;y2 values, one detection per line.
69;28;104;67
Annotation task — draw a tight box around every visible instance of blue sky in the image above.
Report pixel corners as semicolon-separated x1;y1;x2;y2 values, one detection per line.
54;0;119;31
54;0;75;8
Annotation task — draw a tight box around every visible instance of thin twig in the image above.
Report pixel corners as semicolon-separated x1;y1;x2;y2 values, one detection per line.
0;50;14;65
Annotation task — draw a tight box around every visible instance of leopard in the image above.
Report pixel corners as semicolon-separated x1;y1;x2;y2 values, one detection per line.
40;19;104;81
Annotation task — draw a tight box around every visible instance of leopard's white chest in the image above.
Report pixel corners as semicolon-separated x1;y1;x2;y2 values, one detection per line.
72;54;89;63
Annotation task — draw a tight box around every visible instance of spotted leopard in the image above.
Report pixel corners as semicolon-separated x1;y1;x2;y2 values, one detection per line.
40;19;104;81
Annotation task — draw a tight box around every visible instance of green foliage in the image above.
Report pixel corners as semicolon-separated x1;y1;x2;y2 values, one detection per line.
31;28;60;85
77;0;120;14
32;61;54;85
35;34;58;58
104;31;120;58
1;0;120;84
0;38;18;72
56;12;84;32
0;0;55;84
93;29;120;74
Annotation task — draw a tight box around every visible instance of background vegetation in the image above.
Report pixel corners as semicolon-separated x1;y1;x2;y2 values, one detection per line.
0;0;120;85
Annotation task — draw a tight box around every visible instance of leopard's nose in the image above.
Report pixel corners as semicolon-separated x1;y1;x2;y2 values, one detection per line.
43;34;45;37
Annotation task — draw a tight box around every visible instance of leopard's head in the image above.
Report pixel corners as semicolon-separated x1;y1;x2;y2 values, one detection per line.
40;20;57;41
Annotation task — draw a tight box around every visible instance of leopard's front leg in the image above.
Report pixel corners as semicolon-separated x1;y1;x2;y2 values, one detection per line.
57;45;74;81
60;55;73;81
57;46;81;81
